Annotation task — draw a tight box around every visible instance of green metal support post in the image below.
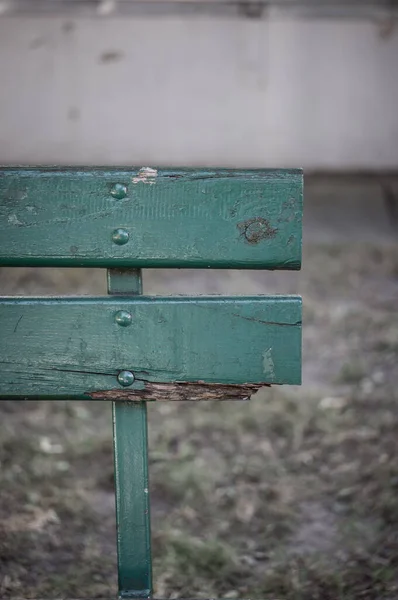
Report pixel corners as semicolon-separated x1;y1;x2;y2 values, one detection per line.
108;268;152;599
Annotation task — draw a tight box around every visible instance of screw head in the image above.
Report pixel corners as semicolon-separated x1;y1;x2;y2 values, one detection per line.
110;183;127;199
112;228;129;245
117;370;135;387
115;310;132;327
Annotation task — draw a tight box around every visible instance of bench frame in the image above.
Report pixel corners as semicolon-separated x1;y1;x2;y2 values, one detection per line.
0;167;303;598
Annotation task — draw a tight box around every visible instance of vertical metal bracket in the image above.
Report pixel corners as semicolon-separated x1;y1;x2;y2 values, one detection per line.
108;268;153;599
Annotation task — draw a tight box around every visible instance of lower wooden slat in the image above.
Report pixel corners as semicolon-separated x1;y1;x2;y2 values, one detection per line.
0;295;301;399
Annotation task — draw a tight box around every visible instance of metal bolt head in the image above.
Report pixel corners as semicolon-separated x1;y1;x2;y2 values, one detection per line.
112;228;129;245
117;370;135;387
110;183;127;199
115;310;132;327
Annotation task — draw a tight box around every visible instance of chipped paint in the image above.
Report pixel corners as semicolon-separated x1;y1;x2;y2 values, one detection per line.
88;381;266;402
263;348;275;378
132;167;158;185
8;214;23;226
238;217;277;244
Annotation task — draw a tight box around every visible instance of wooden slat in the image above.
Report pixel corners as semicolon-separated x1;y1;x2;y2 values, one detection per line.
0;168;302;269
0;296;301;399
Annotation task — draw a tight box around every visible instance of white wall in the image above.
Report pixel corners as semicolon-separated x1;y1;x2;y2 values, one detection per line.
0;15;397;169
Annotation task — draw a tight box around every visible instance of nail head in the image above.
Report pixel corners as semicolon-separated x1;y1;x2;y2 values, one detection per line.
110;183;127;199
115;310;132;327
117;370;135;387
112;228;129;245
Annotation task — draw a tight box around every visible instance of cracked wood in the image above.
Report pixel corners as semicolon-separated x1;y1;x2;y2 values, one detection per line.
88;381;269;402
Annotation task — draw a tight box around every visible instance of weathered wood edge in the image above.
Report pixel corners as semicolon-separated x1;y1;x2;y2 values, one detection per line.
87;381;270;402
0;166;303;176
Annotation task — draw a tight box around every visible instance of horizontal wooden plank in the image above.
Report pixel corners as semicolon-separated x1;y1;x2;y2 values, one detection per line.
0;296;301;399
0;167;302;269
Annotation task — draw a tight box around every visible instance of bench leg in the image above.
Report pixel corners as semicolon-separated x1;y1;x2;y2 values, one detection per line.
108;269;153;599
113;401;152;598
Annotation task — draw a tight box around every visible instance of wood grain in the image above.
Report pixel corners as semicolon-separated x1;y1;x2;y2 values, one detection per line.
0;168;302;269
0;295;302;399
89;381;268;402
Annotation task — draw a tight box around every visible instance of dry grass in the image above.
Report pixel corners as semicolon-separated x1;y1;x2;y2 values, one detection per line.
1;243;398;599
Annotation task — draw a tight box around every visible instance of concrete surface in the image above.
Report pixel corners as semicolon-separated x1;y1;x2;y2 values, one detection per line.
0;16;397;168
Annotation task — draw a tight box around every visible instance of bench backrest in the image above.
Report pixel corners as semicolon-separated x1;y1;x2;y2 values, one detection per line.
0;166;303;599
0;167;303;400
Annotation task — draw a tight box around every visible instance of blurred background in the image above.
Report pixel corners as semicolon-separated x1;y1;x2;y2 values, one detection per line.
1;1;398;599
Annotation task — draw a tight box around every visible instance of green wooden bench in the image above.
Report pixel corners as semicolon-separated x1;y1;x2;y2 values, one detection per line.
0;167;303;599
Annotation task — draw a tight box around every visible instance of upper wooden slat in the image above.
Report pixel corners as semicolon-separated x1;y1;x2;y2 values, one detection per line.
0;167;302;269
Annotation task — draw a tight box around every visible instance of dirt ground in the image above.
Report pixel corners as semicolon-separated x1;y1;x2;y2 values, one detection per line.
1;178;398;599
